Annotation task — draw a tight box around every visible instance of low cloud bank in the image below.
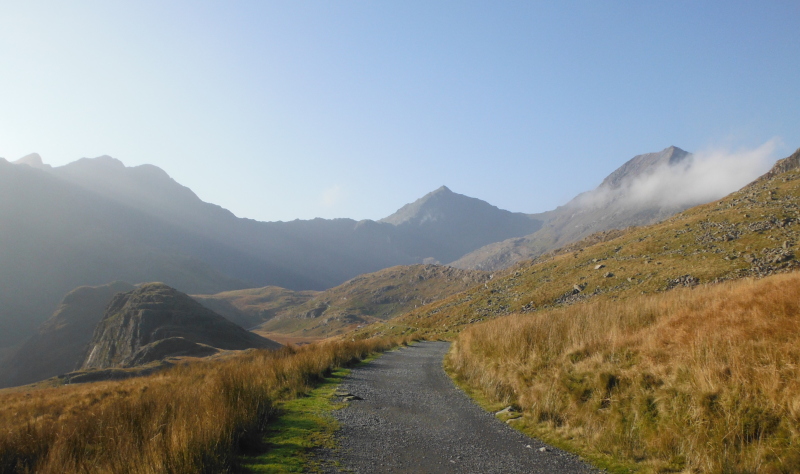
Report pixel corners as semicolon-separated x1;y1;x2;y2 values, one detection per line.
581;139;779;210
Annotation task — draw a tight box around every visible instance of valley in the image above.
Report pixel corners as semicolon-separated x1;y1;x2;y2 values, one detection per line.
3;3;797;472
1;146;800;473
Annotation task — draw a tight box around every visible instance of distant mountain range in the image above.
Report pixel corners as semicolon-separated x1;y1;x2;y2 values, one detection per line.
1;145;763;355
0;155;540;349
0;145;783;388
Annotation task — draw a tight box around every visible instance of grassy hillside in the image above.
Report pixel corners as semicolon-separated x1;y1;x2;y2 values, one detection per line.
0;337;407;473
193;286;318;329
254;264;489;337
447;272;800;473
368;148;800;339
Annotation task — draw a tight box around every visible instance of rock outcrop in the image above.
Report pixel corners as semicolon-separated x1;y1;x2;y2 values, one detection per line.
80;283;280;369
0;281;135;388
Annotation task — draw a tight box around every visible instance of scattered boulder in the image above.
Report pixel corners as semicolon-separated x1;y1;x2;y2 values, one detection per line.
667;274;699;289
495;406;518;416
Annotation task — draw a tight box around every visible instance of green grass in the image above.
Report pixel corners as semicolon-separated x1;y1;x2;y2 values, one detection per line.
239;353;385;473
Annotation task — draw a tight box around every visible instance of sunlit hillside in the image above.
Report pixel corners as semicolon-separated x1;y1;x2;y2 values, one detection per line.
368;148;800;340
199;264;489;339
447;271;800;473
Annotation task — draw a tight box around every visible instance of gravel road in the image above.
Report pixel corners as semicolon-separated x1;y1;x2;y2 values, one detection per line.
318;341;597;473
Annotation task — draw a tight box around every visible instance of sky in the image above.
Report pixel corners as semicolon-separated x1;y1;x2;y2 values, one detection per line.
1;1;798;222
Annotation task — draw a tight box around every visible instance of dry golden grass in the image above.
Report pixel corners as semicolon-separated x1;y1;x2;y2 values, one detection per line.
0;337;406;473
448;272;800;473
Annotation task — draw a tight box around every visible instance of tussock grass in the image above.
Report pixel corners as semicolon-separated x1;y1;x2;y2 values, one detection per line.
448;273;800;473
0;337;407;473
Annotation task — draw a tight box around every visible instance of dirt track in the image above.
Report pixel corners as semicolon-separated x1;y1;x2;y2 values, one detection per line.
318;341;597;473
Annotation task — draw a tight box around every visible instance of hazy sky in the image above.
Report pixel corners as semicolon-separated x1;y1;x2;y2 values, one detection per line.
1;1;798;222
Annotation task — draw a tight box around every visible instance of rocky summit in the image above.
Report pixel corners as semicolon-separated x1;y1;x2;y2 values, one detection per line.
80;283;281;369
451;146;703;271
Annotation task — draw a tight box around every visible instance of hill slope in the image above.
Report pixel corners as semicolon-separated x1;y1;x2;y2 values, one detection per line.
193;286;318;330
0;281;135;388
371;147;800;339
197;265;490;339
451;146;763;271
80;283;281;369
449;270;800;473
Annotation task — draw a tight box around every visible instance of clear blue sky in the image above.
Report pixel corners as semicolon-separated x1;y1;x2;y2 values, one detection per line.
1;1;798;221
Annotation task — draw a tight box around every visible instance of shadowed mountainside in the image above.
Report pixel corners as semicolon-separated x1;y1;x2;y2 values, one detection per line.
80;283;281;370
0;159;249;349
381;186;544;263
0;156;541;351
0;281;135;388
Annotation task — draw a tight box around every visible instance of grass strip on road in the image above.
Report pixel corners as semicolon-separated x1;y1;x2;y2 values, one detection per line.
240;353;385;473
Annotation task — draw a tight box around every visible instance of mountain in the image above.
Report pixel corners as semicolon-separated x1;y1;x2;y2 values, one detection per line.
366;147;800;339
597;145;691;189
48;158;542;284
13;152;51;169
0;281;135;388
381;186;544;264
451;146;704;271
0;155;542;350
0;159;249;349
80;283;281;370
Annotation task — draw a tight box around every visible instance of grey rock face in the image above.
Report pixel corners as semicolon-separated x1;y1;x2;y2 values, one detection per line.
0;281;135;388
80;283;280;369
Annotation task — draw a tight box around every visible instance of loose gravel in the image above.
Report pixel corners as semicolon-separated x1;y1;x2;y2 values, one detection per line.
317;341;598;473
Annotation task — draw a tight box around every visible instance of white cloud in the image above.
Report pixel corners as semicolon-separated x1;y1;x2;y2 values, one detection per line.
579;139;779;210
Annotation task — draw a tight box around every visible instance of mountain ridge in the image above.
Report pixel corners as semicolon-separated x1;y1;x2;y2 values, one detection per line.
1;155;542;350
451;146;707;271
366;147;800;339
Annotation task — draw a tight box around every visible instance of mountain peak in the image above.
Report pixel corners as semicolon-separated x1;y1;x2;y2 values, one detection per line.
380;186;470;226
13;153;50;169
599;146;691;190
